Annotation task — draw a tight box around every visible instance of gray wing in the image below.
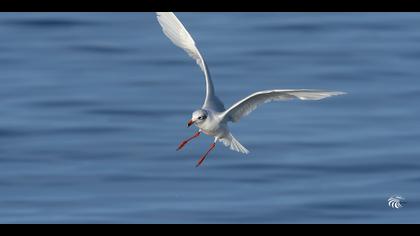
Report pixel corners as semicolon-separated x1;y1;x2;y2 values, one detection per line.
156;12;225;111
221;89;346;122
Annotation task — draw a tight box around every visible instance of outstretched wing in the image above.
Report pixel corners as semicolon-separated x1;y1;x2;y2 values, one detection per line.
156;12;225;111
221;89;346;122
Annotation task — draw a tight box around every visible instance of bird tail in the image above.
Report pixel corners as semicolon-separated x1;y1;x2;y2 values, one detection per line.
220;133;250;154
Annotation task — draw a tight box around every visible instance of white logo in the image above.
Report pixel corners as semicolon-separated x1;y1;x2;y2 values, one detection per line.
388;195;405;209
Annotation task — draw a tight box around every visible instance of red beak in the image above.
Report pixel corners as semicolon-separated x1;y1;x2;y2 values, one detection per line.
187;119;194;127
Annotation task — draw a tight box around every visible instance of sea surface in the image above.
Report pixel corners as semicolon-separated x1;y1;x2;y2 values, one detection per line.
0;13;419;223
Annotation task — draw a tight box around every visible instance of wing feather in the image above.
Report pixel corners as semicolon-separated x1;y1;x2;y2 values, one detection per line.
156;12;224;111
222;89;346;122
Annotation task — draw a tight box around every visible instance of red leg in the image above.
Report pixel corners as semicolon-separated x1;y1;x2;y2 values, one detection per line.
196;143;216;167
177;131;200;151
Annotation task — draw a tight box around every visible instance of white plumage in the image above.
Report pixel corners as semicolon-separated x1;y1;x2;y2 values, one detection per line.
155;12;346;166
222;133;250;154
222;89;346;122
156;12;224;111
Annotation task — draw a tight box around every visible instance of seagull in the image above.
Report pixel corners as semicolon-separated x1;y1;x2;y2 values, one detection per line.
155;12;345;167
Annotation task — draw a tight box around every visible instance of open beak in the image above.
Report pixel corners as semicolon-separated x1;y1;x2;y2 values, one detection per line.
187;119;195;127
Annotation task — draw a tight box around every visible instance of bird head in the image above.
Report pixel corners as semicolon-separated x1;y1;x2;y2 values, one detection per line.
188;109;208;127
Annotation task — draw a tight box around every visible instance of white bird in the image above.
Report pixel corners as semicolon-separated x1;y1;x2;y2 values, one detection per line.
155;12;345;167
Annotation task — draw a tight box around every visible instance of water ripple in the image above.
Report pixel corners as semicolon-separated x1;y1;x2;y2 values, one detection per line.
3;18;100;29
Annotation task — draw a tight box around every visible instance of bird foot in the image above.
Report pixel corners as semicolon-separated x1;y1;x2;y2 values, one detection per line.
196;143;216;167
177;132;201;151
177;141;188;151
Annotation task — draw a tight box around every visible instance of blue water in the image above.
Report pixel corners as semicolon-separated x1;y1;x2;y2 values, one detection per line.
0;13;419;223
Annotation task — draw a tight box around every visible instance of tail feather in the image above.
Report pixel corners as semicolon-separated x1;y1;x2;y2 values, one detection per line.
220;133;250;154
